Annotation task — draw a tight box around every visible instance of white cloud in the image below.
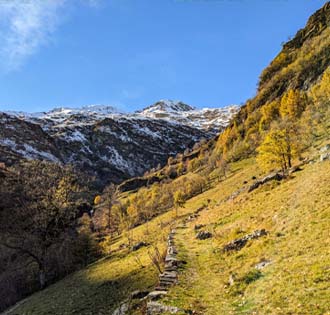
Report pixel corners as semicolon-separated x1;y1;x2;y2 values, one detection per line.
0;0;103;72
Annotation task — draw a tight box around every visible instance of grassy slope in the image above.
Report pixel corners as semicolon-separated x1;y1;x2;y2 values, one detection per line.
164;158;330;315
3;151;330;315
2;174;211;315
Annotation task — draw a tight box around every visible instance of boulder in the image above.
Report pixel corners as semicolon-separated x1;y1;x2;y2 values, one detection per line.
196;230;212;240
131;241;148;251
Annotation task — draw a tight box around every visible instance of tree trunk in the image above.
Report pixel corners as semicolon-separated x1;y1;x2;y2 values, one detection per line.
39;267;46;289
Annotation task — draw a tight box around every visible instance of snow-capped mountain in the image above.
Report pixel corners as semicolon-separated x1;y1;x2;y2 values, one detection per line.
0;101;238;184
138;100;238;133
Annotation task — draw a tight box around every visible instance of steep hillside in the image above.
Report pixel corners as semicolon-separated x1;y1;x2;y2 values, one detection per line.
0;102;238;184
218;1;330;155
3;144;330;315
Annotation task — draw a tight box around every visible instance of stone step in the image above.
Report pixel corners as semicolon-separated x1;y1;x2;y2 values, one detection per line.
160;271;178;278
147;291;167;301
154;286;167;291
164;267;178;272
159;279;176;285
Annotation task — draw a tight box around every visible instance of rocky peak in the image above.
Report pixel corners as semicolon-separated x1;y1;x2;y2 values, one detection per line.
139;100;195;114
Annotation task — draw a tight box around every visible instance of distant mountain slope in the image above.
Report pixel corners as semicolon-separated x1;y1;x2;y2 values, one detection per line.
0;101;238;184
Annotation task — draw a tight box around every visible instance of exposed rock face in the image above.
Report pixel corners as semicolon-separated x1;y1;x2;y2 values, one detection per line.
0;102;238;185
223;229;268;252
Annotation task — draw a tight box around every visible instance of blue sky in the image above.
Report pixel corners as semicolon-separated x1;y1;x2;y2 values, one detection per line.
0;0;327;113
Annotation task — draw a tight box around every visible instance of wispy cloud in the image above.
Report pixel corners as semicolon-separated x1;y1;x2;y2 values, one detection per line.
0;0;102;72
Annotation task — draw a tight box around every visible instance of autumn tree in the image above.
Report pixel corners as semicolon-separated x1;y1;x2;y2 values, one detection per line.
215;156;230;182
259;100;280;131
256;122;301;174
279;89;306;119
0;161;92;289
309;68;330;134
102;184;117;232
173;190;185;218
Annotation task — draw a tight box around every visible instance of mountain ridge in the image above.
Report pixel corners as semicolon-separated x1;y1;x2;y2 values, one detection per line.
0;100;239;185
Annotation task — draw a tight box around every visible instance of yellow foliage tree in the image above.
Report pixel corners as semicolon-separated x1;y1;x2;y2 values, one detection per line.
173;190;185;217
256;125;301;174
259;100;280;131
279;89;306;119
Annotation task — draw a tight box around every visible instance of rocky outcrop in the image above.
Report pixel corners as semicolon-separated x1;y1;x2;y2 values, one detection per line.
195;230;212;240
248;173;284;193
223;229;268;252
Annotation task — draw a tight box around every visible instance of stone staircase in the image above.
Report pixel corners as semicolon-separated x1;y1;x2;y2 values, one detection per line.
146;229;181;314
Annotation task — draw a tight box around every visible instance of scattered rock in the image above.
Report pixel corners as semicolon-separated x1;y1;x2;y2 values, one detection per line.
184;213;200;223
194;224;205;230
131;290;149;299
131;241;149;251
320;152;330;162
318;145;330;162
196;230;212;240
223;229;268;252
119;243;128;250
147;302;180;314
320;144;330;153
255;260;272;270
228;274;235;286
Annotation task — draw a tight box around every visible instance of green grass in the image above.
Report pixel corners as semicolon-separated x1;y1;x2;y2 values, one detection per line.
3;153;330;315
